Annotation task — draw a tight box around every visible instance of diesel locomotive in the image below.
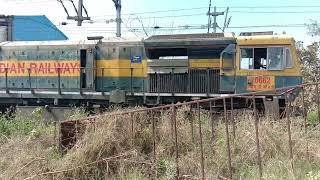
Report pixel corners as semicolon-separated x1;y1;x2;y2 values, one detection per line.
0;33;302;110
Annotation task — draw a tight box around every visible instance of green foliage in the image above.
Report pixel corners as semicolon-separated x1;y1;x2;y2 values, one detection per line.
307;111;319;125
155;158;176;179
307;171;320;180
65;107;89;120
297;20;320;83
157;158;168;175
47;147;64;160
0;107;54;138
117;169;149;180
307;20;320;37
296;41;320;83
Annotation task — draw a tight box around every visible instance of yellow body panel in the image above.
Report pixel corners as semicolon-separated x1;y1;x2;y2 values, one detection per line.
96;60;147;77
96;59;221;77
189;59;220;68
237;35;294;46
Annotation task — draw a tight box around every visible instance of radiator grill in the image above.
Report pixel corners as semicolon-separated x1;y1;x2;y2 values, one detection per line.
148;69;220;94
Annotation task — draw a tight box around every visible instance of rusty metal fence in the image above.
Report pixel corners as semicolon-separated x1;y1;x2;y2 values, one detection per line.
57;82;320;179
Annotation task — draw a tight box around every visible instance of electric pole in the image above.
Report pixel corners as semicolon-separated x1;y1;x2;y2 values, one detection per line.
112;0;122;37
59;0;91;26
207;6;224;33
77;0;83;26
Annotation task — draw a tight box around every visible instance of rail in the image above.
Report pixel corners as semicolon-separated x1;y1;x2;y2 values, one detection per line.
56;82;320;179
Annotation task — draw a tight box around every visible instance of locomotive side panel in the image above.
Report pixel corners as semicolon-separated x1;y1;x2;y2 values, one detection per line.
95;41;147;93
0;41;95;91
0;44;79;90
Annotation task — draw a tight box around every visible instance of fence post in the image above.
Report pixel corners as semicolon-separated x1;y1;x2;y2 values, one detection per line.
223;98;233;179
301;86;307;133
197;102;205;180
209;100;216;144
130;112;134;143
53;121;57;148
316;84;320;123
285;92;294;172
57;122;61;150
171;106;179;179
301;86;309;160
190;105;195;143
151;110;157;178
231;97;236;140
253;95;263;179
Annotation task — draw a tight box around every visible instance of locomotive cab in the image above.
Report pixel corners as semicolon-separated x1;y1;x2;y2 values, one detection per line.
235;35;302;93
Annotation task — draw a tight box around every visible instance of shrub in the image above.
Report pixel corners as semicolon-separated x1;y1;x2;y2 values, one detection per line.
307;111;319;125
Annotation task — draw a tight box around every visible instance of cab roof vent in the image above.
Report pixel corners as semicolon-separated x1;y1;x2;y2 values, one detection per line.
240;31;273;36
146;33;235;41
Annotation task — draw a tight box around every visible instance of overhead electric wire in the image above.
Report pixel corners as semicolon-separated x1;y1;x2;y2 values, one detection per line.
91;5;320;17
231;10;320;14
58;23;308;33
92;10;320;21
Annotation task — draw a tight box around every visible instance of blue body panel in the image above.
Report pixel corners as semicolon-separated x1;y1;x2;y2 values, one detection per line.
219;75;235;92
12;16;68;41
96;77;145;92
275;76;303;89
220;76;302;93
0;77;79;89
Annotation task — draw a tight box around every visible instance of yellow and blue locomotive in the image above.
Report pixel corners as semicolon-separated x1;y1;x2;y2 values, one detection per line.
0;33;302;108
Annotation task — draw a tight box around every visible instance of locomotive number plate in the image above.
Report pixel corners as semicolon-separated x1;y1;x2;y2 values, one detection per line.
247;76;275;91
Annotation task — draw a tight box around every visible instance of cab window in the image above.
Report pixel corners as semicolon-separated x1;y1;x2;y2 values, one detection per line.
267;47;284;70
240;48;267;70
285;48;293;68
240;47;291;70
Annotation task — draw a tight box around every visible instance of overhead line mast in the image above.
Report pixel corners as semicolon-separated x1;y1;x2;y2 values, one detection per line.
58;0;91;26
112;0;122;37
207;0;230;33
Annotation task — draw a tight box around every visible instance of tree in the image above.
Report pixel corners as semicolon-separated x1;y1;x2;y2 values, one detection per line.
296;20;320;83
296;41;320;82
307;20;320;37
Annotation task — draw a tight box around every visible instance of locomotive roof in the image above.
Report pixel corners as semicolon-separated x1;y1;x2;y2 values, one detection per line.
144;33;236;48
144;33;295;48
0;34;295;48
0;37;142;47
0;40;96;47
236;35;295;45
145;33;235;41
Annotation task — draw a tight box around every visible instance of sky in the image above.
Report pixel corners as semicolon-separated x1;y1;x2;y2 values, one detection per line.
0;0;319;45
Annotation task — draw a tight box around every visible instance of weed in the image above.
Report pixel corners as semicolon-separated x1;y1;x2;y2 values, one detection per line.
1;107;320;180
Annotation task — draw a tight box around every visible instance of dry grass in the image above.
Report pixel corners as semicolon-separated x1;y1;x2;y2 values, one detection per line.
1;106;320;180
